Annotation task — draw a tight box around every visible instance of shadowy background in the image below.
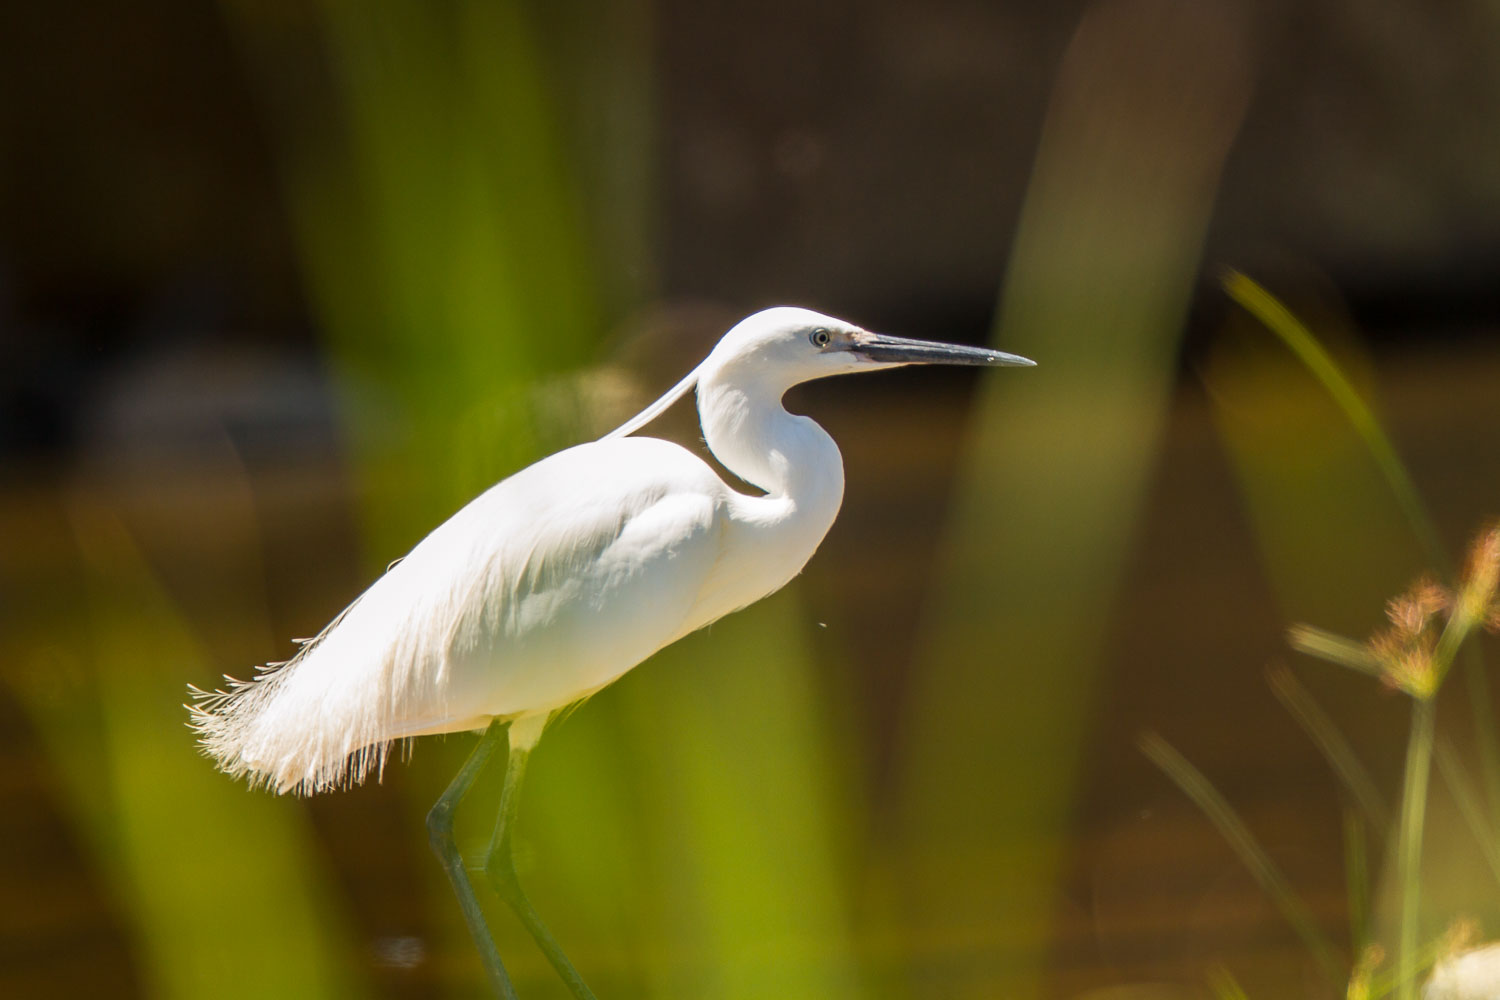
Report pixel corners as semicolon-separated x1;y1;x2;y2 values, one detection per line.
2;1;1498;998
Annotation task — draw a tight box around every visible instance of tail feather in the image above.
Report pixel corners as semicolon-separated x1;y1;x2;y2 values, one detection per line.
186;654;396;795
187;590;431;795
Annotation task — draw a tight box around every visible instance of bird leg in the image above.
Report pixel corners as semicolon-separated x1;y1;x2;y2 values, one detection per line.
484;736;599;1000
427;719;518;1000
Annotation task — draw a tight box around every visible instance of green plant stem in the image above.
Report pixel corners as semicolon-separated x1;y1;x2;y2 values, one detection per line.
1428;607;1474;692
1396;699;1436;1000
1287;625;1384;680
1140;732;1344;989
1221;272;1440;561
1226;270;1500;836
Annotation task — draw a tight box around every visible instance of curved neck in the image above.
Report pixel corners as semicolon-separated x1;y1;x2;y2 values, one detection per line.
697;378;844;512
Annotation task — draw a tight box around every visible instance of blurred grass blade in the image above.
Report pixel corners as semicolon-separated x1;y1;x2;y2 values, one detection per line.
614;593;863;1000
1367;932;1449;1000
896;3;1251;992
62;502;358;999
1434;739;1500;888
221;0;606;551
1207;283;1422;644
1216;279;1491;992
1287;626;1384;680
1224;272;1500;827
1140;731;1344;988
1221;271;1440;567
1207;965;1251;1000
1344;809;1372;957
1268;664;1388;829
219;2;655;987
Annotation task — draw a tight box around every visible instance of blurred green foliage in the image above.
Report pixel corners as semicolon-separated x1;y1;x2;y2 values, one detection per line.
894;4;1248;996
15;1;1498;998
11;503;361;999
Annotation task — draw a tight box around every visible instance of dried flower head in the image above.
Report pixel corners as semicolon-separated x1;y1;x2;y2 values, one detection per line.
1384;575;1449;637
1307;522;1499;699
1367;577;1451;697
1458;522;1500;628
1443;917;1480;956
1346;944;1384;1000
1386;639;1436;696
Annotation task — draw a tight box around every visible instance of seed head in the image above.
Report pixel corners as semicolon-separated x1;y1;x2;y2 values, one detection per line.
1384;575;1449;638
1458;523;1500;629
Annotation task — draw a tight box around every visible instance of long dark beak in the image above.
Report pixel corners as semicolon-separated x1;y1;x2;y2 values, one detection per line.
851;331;1035;368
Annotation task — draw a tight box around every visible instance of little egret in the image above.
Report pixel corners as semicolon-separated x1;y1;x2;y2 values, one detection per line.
189;306;1034;998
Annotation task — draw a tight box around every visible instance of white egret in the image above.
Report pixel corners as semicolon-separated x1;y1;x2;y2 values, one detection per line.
188;306;1034;999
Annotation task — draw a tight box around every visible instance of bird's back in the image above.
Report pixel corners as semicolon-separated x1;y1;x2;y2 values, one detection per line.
191;436;730;794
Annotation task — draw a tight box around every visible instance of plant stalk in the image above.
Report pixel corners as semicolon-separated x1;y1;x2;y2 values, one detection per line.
1395;698;1436;1000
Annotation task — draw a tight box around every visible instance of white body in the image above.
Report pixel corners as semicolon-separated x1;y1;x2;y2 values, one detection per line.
190;306;1029;794
194;309;847;793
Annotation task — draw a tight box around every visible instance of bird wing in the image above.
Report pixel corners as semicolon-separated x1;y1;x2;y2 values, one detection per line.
190;436;728;793
429;439;728;722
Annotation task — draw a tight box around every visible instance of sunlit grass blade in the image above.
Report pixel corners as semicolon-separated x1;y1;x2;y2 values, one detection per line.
66;502;358;999
1268;664;1388;830
1225;270;1500;829
1139;731;1345;988
218;2;644;987
1221;271;1438;566
1207;964;1251;1000
1287;625;1384;680
896;3;1251;990
614;593;863;1000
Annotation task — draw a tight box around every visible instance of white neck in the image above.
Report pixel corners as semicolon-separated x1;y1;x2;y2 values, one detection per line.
697;372;845;531
602;346;848;613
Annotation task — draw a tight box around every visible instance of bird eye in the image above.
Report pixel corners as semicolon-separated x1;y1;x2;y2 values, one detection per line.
810;328;831;348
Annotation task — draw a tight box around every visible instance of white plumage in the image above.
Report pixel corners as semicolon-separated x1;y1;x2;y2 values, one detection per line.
188;307;1033;795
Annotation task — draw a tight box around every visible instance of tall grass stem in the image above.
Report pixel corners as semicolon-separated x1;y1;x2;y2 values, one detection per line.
1395;699;1436;1000
1140;731;1344;988
1269;665;1388;829
1225;271;1500;842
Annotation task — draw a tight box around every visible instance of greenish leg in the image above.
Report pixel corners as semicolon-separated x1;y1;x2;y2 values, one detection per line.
484;738;599;1000
426;720;518;1000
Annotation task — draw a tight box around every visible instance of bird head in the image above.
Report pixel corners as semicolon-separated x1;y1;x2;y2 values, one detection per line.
704;306;1035;388
602;306;1034;442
